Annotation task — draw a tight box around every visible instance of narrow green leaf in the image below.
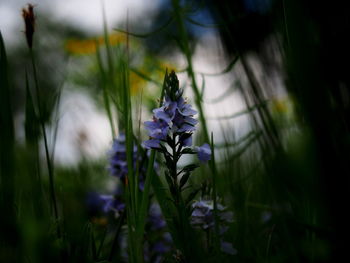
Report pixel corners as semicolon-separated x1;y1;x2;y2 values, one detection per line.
182;163;199;173
181;148;196;154
179;172;190;189
185;187;201;205
134;70;169;259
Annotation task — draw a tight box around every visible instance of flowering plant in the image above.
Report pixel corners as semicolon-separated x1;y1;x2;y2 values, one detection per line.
143;70;211;204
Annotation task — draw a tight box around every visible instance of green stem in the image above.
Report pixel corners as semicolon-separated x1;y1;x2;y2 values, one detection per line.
108;211;126;262
210;133;220;252
171;0;209;143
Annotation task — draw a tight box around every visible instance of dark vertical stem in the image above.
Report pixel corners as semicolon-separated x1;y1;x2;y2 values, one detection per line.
210;133;220;252
30;49;60;238
108;211;126;262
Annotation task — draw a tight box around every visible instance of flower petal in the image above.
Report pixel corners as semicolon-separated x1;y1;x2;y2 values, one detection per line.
142;139;161;149
196;143;212;163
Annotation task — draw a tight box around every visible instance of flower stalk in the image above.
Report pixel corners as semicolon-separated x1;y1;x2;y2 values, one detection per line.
143;70;211;260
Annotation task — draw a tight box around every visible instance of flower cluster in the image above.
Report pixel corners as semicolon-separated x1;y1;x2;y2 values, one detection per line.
143;71;211;163
144;203;173;262
85;186;125;219
143;94;198;149
87;132;172;261
86;133;152;219
191;199;236;255
98;185;126;216
190;199;233;230
109;133;152;190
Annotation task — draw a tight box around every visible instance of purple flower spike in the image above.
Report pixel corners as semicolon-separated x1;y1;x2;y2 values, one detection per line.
196;143;212;163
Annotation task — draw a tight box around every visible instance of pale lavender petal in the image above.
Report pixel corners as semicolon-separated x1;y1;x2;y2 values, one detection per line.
144;120;160;131
153;107;172;123
142;139;161;149
178;103;197;116
197;143;211;163
178;123;196;133
184;117;198;126
149;128;166;139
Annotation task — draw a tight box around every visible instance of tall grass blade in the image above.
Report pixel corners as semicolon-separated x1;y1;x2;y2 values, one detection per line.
134;70;168;258
29;48;61;238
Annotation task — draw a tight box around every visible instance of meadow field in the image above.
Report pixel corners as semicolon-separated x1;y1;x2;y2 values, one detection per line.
1;0;349;262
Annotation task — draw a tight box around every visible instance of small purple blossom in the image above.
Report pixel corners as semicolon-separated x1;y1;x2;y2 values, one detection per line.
108;134;128;181
145;203;173;262
176;97;197;116
85;188;125;218
196;143;212;163
148;203;167;230
99;194;126;215
191;200;215;230
179;133;193;147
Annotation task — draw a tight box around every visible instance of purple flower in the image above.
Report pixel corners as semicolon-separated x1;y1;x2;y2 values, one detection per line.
172;100;198;133
144;203;173;262
190;199;233;230
190;199;236;256
99;194;125;214
176;97;197;116
143;72;199;149
109;133;158;192
191;200;215;230
148;203;167;230
179;133;193;147
85;189;125;218
143;118;169;149
108;134;128;180
220;241;237;255
143;139;162;149
145;119;169;140
153;97;177;124
196;143;212;163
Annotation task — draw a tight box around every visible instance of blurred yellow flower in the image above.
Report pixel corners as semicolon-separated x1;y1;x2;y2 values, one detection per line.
130;70;146;95
91;216;108;226
272;98;288;113
65;33;126;55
